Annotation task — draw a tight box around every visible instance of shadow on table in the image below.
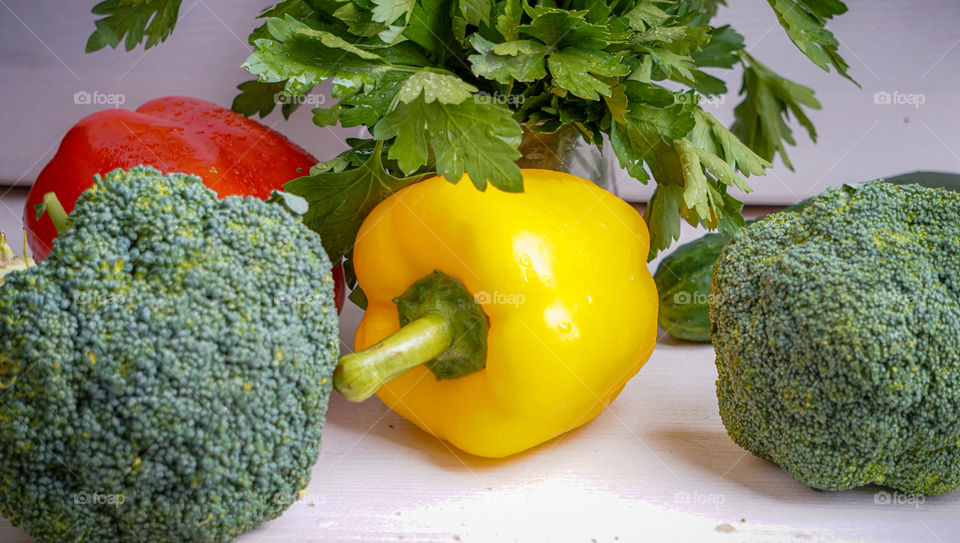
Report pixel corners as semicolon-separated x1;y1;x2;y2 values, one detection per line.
324;392;537;472
649;428;960;507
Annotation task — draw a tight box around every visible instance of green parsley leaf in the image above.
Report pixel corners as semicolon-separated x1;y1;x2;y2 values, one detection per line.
311;138;402;175
249;0;315;44
397;70;477;104
459;0;493;27
371;0;416;25
469;36;547;84
404;0;453;55
86;0;182;52
372;97;430;174
768;0;856;84
519;6;625;49
374;96;523;191
609;87;695;185
333;2;389;38
312;104;341;127
244;16;398;95
335;71;411;128
610;83;768;253
548;49;629;100
284;141;426;263
688;109;770;187
693;25;744;69
624;1;669;31
232;80;302;120
732;52;822;170
495;0;523;40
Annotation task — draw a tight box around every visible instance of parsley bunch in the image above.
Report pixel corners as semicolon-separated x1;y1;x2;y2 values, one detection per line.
88;0;855;259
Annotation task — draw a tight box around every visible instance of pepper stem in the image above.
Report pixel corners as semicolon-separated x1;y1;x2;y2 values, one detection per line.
334;314;453;402
333;270;489;402
42;192;69;233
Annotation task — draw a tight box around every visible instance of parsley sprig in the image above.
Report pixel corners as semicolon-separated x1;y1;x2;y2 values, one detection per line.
88;0;855;259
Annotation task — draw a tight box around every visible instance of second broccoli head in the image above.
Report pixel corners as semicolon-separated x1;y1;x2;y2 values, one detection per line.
712;181;960;496
0;166;339;542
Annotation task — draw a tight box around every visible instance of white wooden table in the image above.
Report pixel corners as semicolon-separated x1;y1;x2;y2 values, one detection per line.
0;194;955;542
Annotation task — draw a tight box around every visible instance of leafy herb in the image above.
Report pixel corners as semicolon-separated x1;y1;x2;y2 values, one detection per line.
284;141;426;263
732;52;822;171
87;0;855;257
232;80;302;120
87;0;182;52
767;0;855;84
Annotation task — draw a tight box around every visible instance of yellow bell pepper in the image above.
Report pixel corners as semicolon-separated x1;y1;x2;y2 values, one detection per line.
334;169;658;458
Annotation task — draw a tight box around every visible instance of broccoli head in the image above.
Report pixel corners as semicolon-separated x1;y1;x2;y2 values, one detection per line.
0;166;339;541
712;181;960;496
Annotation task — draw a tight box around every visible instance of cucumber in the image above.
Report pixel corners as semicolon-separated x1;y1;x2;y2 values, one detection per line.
654;232;727;342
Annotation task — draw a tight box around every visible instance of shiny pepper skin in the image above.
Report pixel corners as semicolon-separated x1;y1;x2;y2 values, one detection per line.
351;169;659;457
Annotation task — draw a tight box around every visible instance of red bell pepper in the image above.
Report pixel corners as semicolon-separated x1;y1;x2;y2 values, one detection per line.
24;96;344;311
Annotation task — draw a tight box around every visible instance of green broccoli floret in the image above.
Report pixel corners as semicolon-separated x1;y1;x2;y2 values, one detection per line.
0;166;339;541
712;181;960;496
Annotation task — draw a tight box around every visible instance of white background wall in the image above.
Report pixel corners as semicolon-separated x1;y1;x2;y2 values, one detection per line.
1;0;959;203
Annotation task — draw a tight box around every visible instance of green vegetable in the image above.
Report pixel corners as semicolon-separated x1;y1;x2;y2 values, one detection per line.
712;181;960;495
653;232;726;342
86;0;856;259
656;171;960;342
87;0;182;52
0;166;340;542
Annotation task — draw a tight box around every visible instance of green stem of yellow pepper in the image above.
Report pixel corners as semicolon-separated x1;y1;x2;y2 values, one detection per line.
334;314;452;402
333;270;489;402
